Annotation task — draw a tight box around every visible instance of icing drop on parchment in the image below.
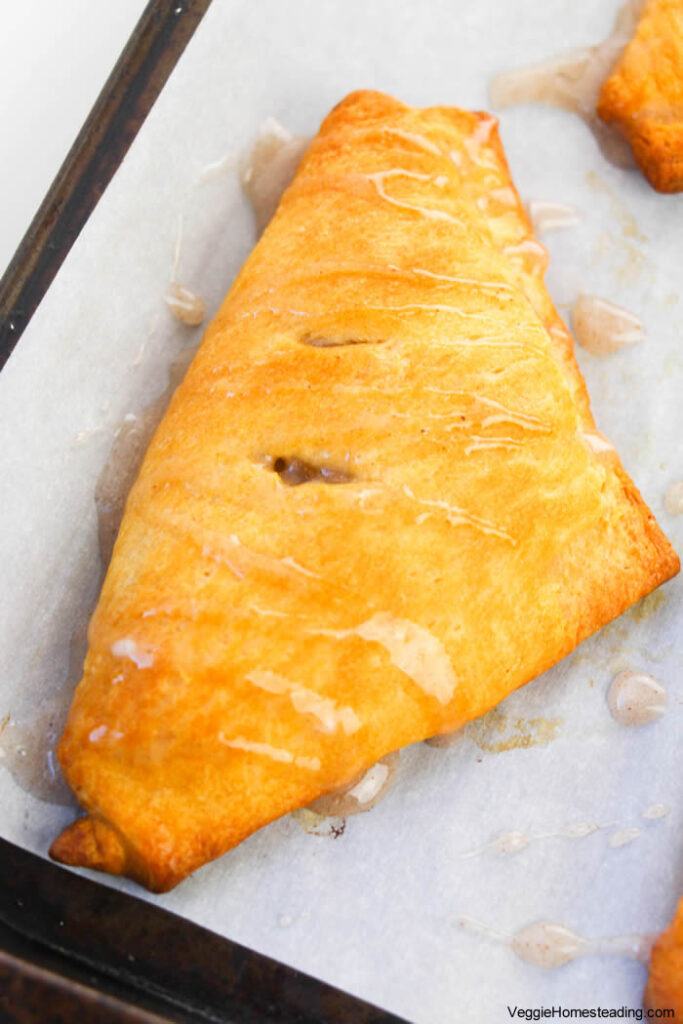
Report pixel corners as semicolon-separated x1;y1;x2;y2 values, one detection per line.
0;620;89;806
95;401;166;568
607;670;667;726
492;830;530;854
307;752;400;818
165;281;206;326
511;922;588;968
513;923;653;968
95;344;199;568
608;826;641;848
528;200;580;234
642;803;670;821
240;118;310;236
459;917;654;969
0;701;75;807
165;216;205;326
571;294;643;355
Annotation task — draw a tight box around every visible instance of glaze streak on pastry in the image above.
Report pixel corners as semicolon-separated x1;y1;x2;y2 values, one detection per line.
50;91;679;892
598;0;683;192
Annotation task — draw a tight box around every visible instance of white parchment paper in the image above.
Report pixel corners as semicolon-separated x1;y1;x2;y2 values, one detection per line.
1;1;681;1020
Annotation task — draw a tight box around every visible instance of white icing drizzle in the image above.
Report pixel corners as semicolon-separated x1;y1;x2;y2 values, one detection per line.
528;200;580;234
199;531;324;585
478;185;516;210
477;396;550;433
279;556;321;579
365;169;463;225
165;217;205;326
88;726;108;742
458;822;599;859
110;637;155;669
564;821;600;838
608;827;641;848
246;670;361;735
387;263;516;295
493;830;530;854
312;613;457;706
463;436;523;456
346;761;390;804
382;127;443;156
402;484;515;545
664;480;683;515
607;670;667;726
580;430;617;456
197;152;235;184
250;604;292;619
572;294;643;355
457;806;669;860
503;238;548;271
219;735;320;771
422;389;551;434
462;116;498;167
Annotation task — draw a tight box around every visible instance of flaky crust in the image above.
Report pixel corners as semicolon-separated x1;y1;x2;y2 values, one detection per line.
645;897;683;1019
598;0;683;192
51;91;679;892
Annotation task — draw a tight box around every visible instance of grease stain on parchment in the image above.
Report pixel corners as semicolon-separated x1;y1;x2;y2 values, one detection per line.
626;588;669;624
585;170;647;243
465;708;563;753
291;807;347;838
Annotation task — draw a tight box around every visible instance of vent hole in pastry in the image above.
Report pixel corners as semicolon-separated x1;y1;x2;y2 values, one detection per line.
270;455;354;486
300;332;385;348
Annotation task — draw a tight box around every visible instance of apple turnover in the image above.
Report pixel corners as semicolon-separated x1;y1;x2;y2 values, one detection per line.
598;0;683;192
50;91;679;892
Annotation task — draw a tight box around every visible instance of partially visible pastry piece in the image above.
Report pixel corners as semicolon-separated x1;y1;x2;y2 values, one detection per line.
598;0;683;192
645;897;683;1019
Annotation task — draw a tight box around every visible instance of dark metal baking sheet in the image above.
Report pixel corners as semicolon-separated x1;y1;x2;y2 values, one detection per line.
0;0;212;370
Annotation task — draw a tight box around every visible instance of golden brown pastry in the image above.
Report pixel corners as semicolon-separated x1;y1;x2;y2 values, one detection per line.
50;91;679;892
598;0;683;192
645;897;683;1019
